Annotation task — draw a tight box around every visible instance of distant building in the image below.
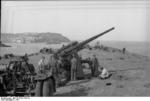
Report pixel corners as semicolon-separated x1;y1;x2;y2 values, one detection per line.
16;39;22;43
8;36;37;43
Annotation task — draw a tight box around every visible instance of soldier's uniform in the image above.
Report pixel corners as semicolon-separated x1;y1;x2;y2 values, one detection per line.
57;58;63;74
91;55;99;77
71;56;77;81
99;67;109;79
48;55;59;86
48;55;58;74
90;63;95;77
76;55;84;79
37;57;46;73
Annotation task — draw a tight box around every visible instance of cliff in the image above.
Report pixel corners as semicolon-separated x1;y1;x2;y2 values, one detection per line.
1;32;70;44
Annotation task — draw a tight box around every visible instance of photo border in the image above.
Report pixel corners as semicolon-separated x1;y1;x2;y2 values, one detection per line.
0;0;149;100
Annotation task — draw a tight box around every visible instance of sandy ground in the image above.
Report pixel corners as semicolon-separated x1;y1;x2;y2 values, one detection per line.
1;48;150;96
53;49;150;96
28;48;150;96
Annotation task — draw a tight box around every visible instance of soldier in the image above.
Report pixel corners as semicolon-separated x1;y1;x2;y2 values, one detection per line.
37;56;46;73
48;54;58;74
76;54;84;80
24;53;29;62
56;56;67;86
71;53;77;81
90;60;95;77
99;67;109;79
91;54;99;77
122;48;126;54
57;56;63;76
63;56;72;81
48;54;59;86
57;56;62;73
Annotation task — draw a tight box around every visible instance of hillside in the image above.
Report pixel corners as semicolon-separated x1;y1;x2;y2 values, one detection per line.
1;32;70;44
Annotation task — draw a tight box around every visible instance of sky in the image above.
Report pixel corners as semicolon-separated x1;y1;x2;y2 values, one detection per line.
1;1;150;42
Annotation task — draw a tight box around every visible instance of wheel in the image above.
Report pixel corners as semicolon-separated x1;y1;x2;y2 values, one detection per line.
35;81;43;96
42;78;54;96
7;79;16;95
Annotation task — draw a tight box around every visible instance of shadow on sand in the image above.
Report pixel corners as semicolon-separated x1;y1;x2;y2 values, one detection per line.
0;42;11;47
55;73;92;96
55;87;89;96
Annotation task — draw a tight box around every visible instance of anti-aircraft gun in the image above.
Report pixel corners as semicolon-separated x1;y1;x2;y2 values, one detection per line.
33;27;115;97
0;27;114;97
55;27;115;57
53;27;115;81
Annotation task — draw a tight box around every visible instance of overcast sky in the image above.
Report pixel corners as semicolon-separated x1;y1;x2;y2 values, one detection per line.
1;1;150;42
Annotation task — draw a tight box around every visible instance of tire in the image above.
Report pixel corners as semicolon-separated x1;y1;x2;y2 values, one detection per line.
42;78;54;96
35;81;43;96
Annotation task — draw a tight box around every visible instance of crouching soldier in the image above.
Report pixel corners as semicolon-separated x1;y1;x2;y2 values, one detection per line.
99;67;110;79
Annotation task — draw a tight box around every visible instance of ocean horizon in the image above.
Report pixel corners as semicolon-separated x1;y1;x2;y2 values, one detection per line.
0;41;150;58
99;40;150;57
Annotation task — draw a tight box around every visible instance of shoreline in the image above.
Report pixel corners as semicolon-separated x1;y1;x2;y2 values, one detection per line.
0;41;150;58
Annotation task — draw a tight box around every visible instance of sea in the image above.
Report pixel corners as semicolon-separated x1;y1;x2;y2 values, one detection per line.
0;41;150;57
99;41;150;57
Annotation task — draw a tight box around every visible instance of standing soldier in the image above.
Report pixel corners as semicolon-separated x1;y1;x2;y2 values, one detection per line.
37;56;46;73
48;54;59;86
57;56;63;74
24;53;29;62
90;58;95;77
91;54;99;77
71;53;77;81
122;48;126;54
56;56;63;83
48;54;58;75
76;54;84;80
57;56;69;85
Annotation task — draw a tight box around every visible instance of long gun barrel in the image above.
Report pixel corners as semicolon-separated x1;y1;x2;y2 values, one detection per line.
77;27;115;48
56;41;78;54
58;27;115;57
